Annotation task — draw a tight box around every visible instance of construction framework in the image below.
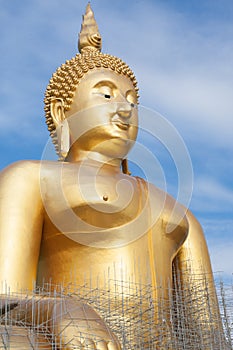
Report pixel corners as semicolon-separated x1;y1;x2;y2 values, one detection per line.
0;272;232;349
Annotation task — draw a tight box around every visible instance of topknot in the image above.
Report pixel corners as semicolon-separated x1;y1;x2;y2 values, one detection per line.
78;3;102;53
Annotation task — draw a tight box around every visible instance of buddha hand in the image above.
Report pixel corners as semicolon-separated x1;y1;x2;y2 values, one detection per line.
0;294;121;349
50;296;121;349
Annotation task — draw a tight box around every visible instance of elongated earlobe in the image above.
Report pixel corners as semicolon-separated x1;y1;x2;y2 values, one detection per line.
60;119;70;159
50;98;70;160
122;159;131;175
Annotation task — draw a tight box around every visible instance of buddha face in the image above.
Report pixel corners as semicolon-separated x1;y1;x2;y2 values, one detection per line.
65;68;138;159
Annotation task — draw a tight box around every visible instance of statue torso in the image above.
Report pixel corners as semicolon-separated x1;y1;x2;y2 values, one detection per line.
37;161;188;293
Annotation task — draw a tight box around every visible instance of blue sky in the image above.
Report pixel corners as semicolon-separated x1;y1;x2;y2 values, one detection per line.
0;0;233;278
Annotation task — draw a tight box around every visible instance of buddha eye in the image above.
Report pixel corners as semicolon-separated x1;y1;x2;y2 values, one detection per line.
126;90;138;106
93;81;116;100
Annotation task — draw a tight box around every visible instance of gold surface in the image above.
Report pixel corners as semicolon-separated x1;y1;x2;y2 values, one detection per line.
0;3;225;349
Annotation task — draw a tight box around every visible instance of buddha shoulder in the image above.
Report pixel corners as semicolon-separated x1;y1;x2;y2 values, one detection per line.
0;160;42;178
0;160;43;193
0;160;63;179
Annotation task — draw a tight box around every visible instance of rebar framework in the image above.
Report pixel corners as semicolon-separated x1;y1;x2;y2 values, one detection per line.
0;273;232;349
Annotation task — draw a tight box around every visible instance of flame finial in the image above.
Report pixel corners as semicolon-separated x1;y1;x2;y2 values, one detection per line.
78;3;102;53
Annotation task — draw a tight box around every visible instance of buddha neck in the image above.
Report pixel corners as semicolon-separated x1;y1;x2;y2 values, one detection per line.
65;149;122;174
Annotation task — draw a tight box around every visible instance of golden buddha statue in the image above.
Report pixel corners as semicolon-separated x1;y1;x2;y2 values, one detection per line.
0;4;228;349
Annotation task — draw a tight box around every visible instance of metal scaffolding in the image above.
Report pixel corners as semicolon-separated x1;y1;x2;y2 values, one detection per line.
0;273;232;349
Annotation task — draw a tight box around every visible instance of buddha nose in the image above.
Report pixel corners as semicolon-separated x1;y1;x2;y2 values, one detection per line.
117;102;132;119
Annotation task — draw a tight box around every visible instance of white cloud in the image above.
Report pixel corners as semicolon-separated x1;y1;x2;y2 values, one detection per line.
201;218;233;276
190;176;233;213
130;6;233;148
211;243;233;276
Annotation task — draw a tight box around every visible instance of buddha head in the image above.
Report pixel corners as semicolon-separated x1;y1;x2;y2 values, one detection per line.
44;4;139;173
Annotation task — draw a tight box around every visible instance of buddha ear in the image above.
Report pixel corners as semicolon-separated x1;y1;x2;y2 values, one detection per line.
50;98;70;159
50;98;66;127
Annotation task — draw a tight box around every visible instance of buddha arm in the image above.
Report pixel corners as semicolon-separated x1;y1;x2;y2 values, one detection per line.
173;210;224;341
0;161;44;292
